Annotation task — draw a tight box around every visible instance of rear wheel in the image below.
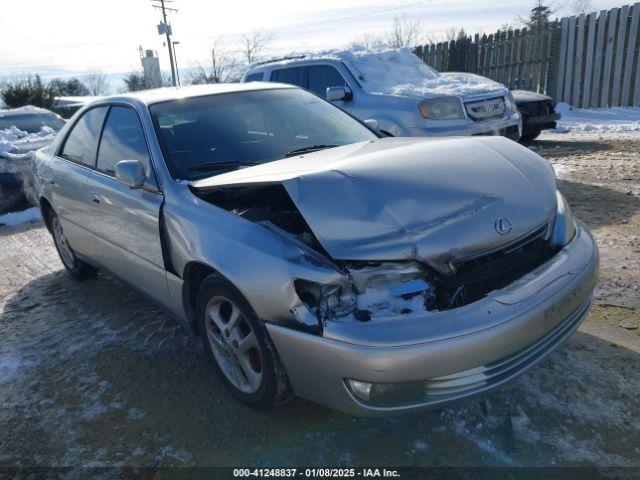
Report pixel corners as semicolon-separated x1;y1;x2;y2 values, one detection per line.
196;274;292;408
48;209;97;279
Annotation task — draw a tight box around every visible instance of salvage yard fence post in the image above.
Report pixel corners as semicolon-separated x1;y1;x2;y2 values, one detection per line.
415;2;640;107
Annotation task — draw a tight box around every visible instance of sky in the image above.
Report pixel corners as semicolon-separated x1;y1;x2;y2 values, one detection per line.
0;0;626;92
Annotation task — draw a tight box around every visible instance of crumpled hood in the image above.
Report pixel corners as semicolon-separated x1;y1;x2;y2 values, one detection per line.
192;137;557;273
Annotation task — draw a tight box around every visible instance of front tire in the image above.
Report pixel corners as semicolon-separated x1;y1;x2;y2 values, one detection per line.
196;274;292;408
48;209;97;279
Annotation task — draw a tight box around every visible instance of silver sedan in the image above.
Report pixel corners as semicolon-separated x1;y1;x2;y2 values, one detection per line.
32;83;598;415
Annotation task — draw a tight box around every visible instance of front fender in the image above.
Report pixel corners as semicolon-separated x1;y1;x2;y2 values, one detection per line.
163;186;344;329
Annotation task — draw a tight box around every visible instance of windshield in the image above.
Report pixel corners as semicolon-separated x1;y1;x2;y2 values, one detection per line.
149;88;378;180
0;112;65;133
342;48;440;95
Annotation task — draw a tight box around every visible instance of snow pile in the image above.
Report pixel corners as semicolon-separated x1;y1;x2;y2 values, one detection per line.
271;47;506;98
0;126;54;213
0;206;41;226
554;103;640;133
0;125;55;158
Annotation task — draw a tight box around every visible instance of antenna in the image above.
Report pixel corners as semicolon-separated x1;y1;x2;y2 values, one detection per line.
150;0;178;86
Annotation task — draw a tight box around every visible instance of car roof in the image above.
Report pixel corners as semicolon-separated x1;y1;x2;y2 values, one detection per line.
100;82;296;107
246;56;342;72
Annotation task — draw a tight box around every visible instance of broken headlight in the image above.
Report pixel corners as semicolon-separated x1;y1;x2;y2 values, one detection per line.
418;97;464;120
294;279;356;319
550;190;576;247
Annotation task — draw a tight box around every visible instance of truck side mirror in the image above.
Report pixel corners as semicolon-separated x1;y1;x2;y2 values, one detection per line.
326;86;353;102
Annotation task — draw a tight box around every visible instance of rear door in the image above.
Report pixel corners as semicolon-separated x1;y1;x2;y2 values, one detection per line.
83;105;169;303
51;106;109;254
269;66;306;88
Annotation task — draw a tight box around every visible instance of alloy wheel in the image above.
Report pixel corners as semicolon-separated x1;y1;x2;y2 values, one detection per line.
204;296;263;393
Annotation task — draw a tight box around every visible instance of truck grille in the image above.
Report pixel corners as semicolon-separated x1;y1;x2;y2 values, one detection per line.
464;96;506;121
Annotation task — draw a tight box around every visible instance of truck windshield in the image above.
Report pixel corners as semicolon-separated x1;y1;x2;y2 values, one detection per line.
149;88;378;180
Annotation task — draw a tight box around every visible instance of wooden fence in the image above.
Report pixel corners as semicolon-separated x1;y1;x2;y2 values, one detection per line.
415;2;640;107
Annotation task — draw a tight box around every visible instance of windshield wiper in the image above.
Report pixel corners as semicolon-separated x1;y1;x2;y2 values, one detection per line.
284;144;338;158
187;160;258;171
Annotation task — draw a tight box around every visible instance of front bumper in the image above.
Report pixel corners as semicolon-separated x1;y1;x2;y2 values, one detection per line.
407;113;522;140
267;221;598;416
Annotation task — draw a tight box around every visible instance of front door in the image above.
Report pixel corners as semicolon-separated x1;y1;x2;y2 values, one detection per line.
83;105;168;304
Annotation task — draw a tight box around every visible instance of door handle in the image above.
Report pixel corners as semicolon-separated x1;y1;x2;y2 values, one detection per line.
91;193;100;205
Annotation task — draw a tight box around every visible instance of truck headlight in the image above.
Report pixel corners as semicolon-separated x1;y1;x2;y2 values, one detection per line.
550;191;575;247
418;97;464;120
294;279;356;319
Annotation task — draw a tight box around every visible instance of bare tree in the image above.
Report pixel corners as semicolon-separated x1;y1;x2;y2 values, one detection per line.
387;14;422;48
348;33;385;50
445;26;458;42
189;38;240;84
84;68;108;95
570;0;594;14
240;30;274;64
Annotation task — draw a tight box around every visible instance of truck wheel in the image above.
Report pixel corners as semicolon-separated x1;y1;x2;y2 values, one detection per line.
48;209;97;279
196;274;293;408
519;129;542;143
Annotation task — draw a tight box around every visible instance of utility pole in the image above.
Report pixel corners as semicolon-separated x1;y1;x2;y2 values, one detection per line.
151;0;177;87
172;41;181;86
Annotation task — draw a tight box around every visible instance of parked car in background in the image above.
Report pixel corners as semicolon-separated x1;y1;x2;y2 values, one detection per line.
0;106;65;138
512;90;560;142
0;106;64;213
52;96;102;119
243;48;522;140
33;83;597;415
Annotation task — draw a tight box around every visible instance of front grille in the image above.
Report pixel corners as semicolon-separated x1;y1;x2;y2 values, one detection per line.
434;224;555;309
464;96;506;121
516;100;555;117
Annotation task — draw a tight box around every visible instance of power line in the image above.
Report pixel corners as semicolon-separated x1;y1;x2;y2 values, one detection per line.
269;0;432;33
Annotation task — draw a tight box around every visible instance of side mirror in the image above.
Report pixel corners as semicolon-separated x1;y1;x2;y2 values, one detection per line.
115;159;146;188
364;119;379;130
326;86;353;102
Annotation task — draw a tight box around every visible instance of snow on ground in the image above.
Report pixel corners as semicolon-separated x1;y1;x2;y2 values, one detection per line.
0;207;41;226
554;103;640;133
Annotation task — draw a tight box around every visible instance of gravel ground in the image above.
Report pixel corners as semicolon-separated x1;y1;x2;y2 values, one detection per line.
1;132;639;471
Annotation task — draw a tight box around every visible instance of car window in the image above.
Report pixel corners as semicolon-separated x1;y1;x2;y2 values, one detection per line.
149;88;378;181
97;106;151;176
59;106;108;167
270;67;304;87
245;72;263;82
307;65;347;98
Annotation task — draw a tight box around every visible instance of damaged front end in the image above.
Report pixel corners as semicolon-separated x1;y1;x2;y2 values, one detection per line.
192;181;561;331
189;136;565;332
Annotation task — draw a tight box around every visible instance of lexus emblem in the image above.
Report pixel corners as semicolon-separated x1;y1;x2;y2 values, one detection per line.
495;217;512;235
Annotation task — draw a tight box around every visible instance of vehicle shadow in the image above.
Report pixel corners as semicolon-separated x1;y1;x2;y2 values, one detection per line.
528;138;614;154
2;269;639;467
557;179;640;230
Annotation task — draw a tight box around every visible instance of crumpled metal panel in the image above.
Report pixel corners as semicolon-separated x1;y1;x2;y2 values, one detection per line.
192;136;557;273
